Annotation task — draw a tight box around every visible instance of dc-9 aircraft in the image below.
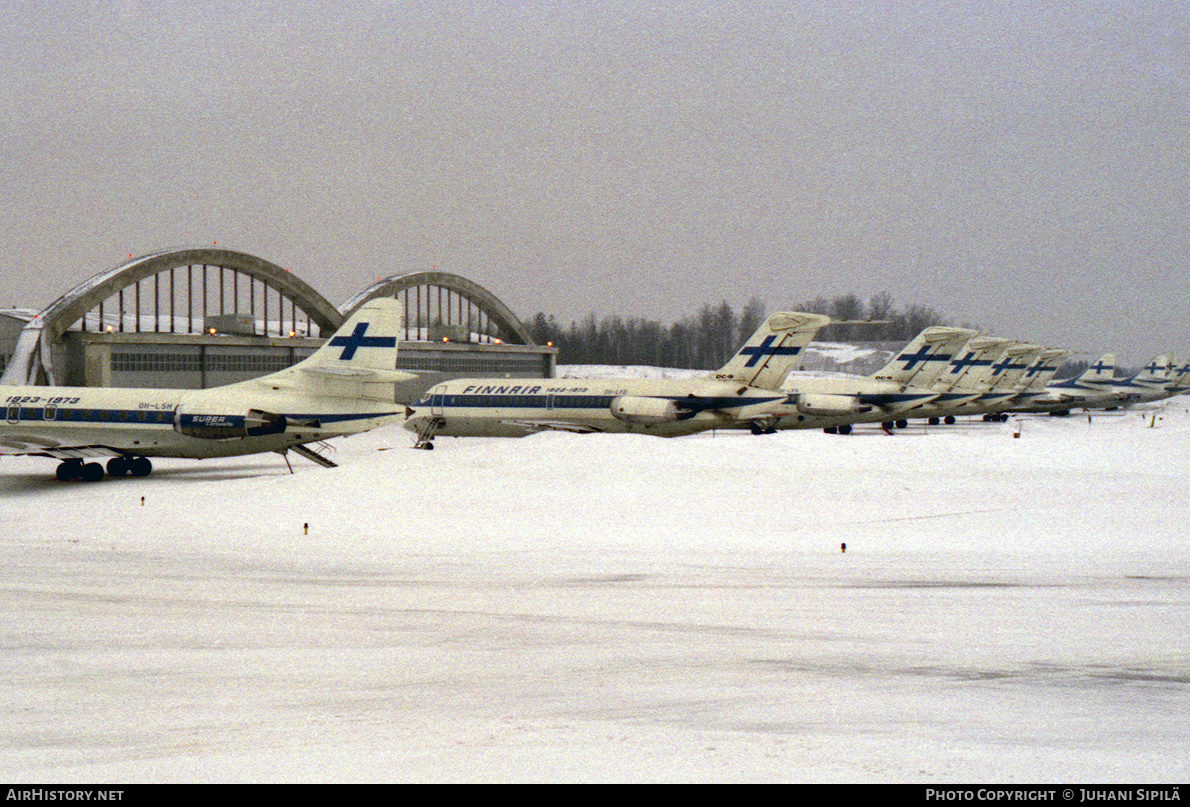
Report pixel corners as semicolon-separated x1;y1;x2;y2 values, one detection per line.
403;311;833;447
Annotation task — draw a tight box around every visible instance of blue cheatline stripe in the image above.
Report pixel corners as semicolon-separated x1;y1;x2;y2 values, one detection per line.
6;407;175;425
5;408;401;426
423;394;783;412
856;393;937;406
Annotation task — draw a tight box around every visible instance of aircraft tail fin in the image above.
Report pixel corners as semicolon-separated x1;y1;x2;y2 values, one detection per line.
710;311;832;389
1079;353;1116;386
1129;355;1171;386
1020;349;1071;392
936;337;1013;391
989;344;1042;390
237;298;414;398
872;326;978;386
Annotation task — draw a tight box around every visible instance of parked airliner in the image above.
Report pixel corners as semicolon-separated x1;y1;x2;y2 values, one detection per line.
739;325;977;434
403;311;832;447
0;299;411;480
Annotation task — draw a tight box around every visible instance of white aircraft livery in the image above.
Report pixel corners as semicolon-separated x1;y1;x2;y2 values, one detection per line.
0;298;411;480
404;311;831;446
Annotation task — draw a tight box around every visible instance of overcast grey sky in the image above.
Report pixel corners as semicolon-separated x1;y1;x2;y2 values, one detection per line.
2;0;1189;363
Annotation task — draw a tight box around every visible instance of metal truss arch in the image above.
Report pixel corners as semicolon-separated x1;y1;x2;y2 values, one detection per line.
341;271;534;346
3;248;343;385
38;248;342;342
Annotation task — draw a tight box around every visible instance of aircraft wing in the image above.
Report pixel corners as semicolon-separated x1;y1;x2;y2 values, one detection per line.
0;436;123;460
500;419;605;434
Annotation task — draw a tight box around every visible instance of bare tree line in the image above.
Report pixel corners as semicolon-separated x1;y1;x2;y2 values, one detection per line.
523;292;958;369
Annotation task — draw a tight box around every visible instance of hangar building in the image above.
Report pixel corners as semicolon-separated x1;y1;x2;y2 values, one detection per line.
1;248;555;401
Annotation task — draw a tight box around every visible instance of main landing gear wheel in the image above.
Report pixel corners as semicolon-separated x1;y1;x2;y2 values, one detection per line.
56;459;104;482
57;456;152;482
107;456;152;477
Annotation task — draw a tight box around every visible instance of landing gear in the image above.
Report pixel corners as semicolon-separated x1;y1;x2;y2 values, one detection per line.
56;460;83;482
928;416;940;425
56;456;152;482
55;459;104;482
837;423;852;435
895;419;908;429
944;415;956;425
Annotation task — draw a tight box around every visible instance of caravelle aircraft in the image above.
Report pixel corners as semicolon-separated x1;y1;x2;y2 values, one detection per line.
403;311;832;447
0;298;411;480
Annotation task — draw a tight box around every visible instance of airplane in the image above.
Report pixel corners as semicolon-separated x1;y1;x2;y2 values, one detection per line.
1007;352;1122;415
990;348;1072;415
906;336;1015;424
0;298;412;481
402;311;832;447
1112;355;1174;404
949;342;1045;421
1166;358;1190;396
738;325;978;434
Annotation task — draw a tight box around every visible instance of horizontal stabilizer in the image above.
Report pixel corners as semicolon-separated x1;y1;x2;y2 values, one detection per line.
300;366;418;383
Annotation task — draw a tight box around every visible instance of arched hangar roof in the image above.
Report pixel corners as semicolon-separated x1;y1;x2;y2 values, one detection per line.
2;250;536;385
341;271;534;345
36;248;342;342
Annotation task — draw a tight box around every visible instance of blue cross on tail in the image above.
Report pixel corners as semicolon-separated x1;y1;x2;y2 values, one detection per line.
329;322;398;360
949;352;991;374
896;346;952;371
740;335;801;368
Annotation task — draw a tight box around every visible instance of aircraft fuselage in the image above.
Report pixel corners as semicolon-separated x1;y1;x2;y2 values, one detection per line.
405;377;786;438
1;383;402;460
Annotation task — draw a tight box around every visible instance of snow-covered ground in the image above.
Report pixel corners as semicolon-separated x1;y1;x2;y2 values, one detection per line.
2;403;1188;782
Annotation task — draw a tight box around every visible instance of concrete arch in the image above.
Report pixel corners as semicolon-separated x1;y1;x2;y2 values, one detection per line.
341;271;534;345
39;248;342;342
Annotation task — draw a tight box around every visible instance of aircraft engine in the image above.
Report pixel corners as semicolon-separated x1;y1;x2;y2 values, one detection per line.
609;396;695;424
795;394;873;416
174;407;288;439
